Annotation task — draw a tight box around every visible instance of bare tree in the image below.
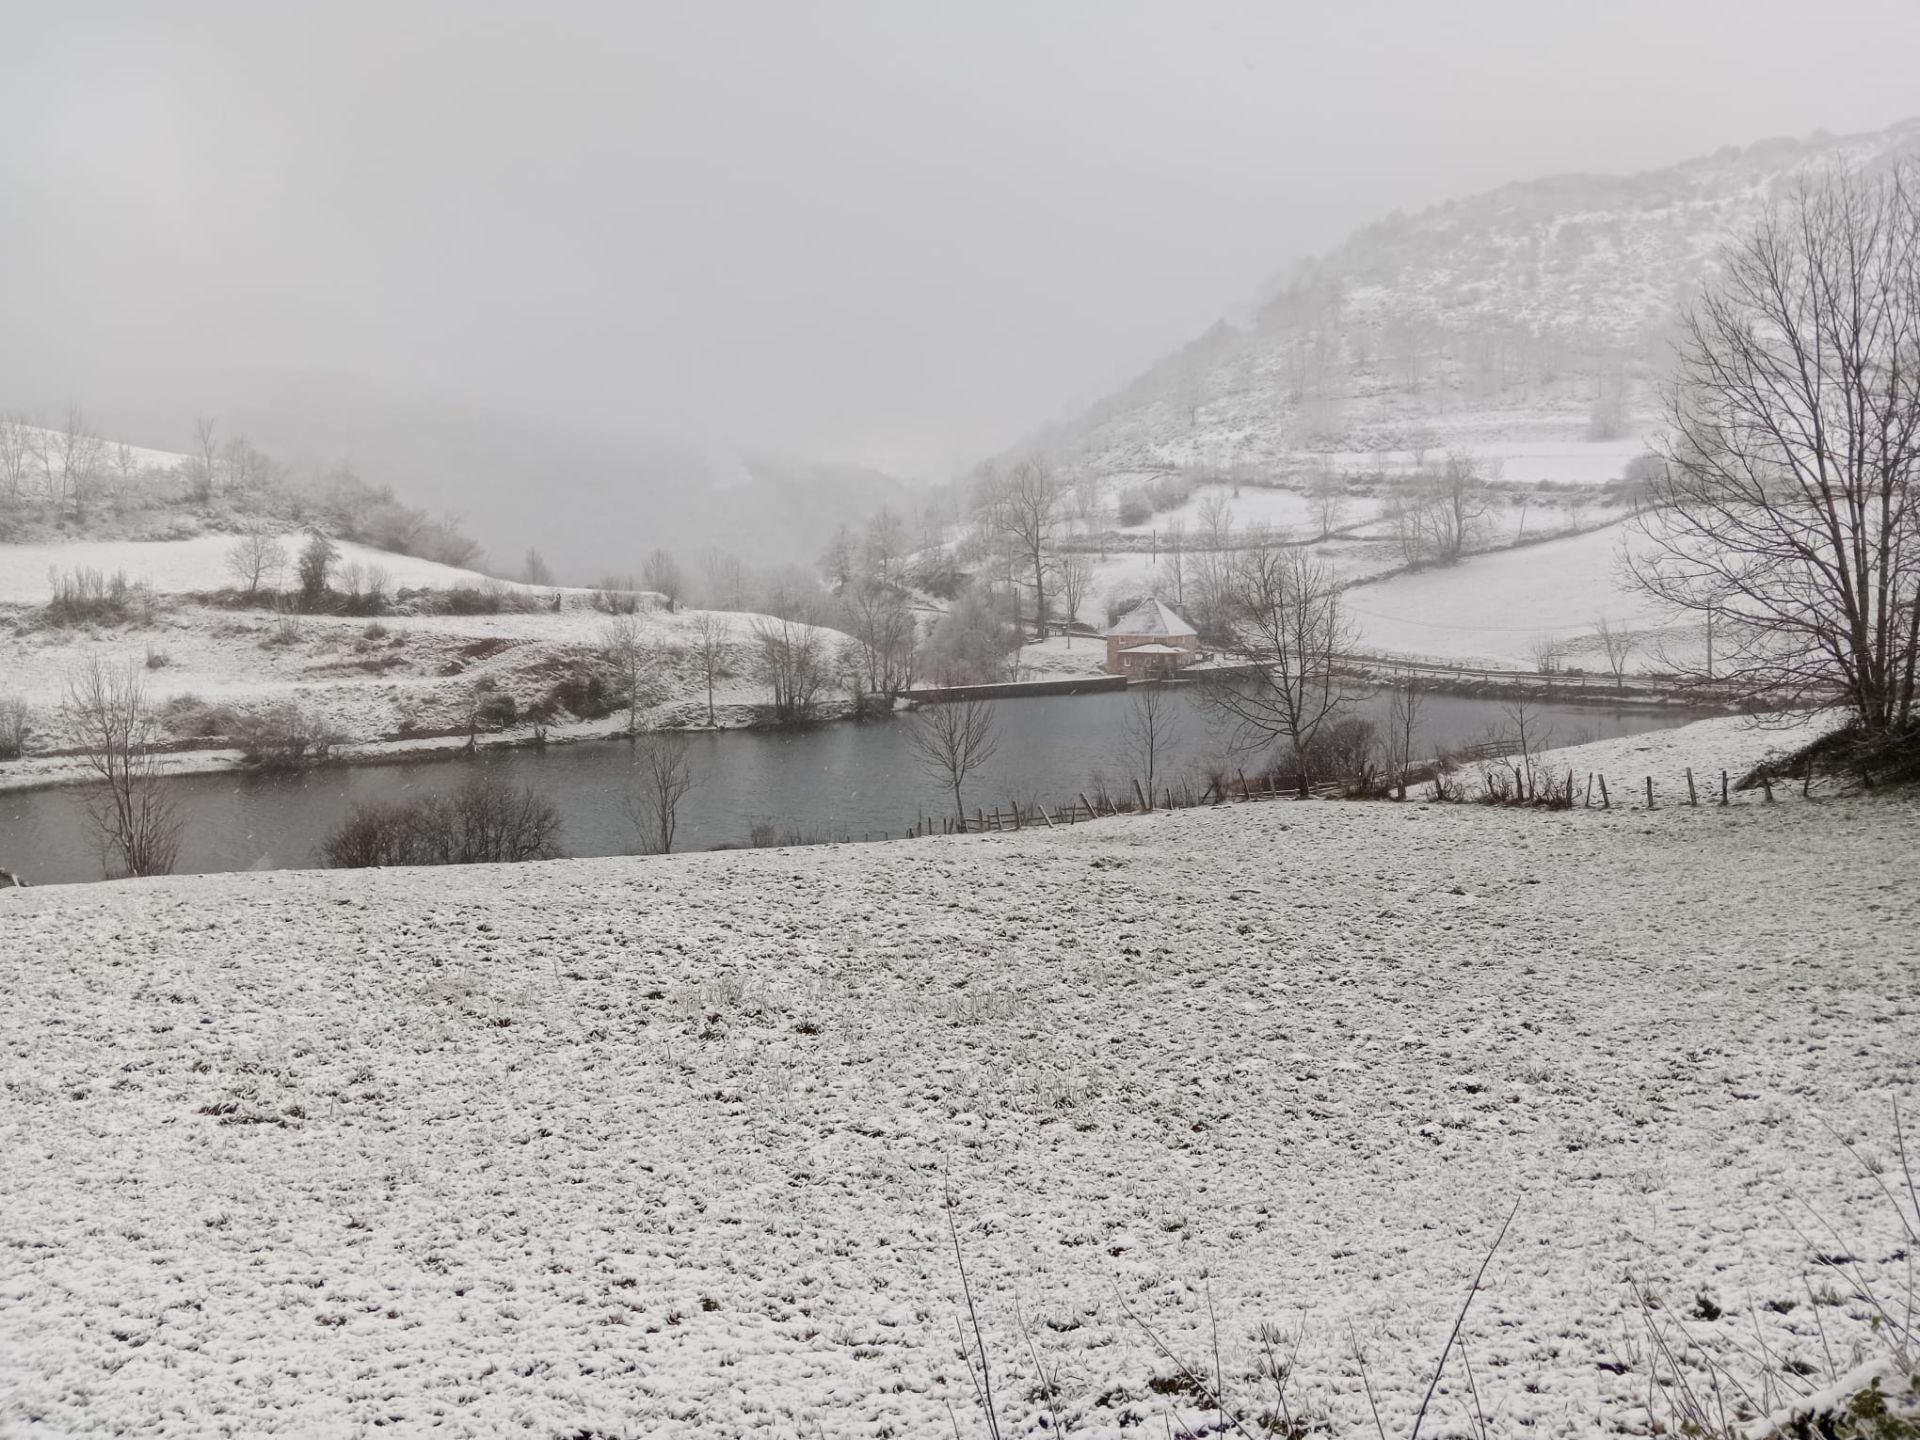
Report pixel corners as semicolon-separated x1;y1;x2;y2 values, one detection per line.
1307;467;1347;540
226;525;287;596
191;416;220;502
1384;681;1424;799
1527;633;1565;675
906;699;1001;824
1162;518;1186;607
0;694;32;759
62;659;182;878
1123;683;1182;800
1424;450;1491;562
988;456;1064;638
39;406;105;519
687;611;732;727
862;506;908;586
522;547;554;586
702;548;748;611
600;612;660;732
1054;553;1093;642
1202;535;1360;796
0;415;33;499
1592;616;1636;689
643;548;687;610
296;531;338;603
622;730;698;854
1630;166;1920;739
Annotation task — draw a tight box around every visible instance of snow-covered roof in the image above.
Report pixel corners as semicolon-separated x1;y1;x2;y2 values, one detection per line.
1105;598;1196;639
1118;642;1184;655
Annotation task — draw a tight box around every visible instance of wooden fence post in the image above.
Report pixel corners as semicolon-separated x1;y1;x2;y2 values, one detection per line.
1645;776;1655;809
1761;774;1774;803
1584;772;1593;808
1720;770;1729;806
1598;774;1610;809
1238;769;1251;800
1134;778;1149;812
1079;792;1095;821
1685;768;1697;807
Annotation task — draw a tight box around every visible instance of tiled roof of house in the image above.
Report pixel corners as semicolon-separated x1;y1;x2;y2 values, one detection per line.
1104;598;1197;639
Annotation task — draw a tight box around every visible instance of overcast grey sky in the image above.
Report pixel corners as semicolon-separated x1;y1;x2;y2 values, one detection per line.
4;0;1918;477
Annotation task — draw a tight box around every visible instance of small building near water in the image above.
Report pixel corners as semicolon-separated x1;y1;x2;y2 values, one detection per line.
1105;599;1199;680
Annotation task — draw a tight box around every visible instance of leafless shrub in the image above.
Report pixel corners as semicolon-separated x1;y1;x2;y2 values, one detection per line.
46;567;152;626
233;703;339;769
320;772;562;868
0;695;31;759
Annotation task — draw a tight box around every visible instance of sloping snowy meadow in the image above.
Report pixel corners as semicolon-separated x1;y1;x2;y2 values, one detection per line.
2;743;1915;1437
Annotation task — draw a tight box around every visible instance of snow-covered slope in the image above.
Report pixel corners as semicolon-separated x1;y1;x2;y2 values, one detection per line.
2;765;1913;1436
1042;120;1920;473
0;532;525;604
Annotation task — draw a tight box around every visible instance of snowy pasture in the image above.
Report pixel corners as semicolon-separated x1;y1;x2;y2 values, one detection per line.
2;744;1915;1437
1343;522;1685;669
0;533;530;605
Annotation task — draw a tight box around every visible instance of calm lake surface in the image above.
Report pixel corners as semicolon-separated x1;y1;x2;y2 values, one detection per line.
1;688;1703;885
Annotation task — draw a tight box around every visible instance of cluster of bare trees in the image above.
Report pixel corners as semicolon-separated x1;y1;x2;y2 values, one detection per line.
1;408;108;518
918;585;1020;687
1383;450;1493;565
822;506;910;591
751;609;831;724
983;456;1065;638
1631;164;1920;746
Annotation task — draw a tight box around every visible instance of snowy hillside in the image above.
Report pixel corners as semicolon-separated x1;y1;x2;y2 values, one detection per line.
0;532;525;605
2;747;1913;1436
1042;120;1920;474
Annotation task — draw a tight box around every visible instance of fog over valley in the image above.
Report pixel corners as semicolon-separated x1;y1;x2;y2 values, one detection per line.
6;0;1920;575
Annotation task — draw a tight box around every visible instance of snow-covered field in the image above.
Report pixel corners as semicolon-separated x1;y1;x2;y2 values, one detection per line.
1343;521;1687;669
0;533;538;605
3;716;1913;1437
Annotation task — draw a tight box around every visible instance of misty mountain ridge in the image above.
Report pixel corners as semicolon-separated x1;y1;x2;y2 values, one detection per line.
1039;118;1920;476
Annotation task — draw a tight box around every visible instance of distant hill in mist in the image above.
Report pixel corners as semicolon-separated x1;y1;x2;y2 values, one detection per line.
1032;118;1920;473
17;373;912;584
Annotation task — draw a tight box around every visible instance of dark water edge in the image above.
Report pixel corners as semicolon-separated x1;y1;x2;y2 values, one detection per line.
0;688;1710;885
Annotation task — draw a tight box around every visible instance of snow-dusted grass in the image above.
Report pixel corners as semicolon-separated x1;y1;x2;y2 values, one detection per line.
3;763;1915;1436
1343;520;1686;668
1319;434;1649;489
0;533;528;604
